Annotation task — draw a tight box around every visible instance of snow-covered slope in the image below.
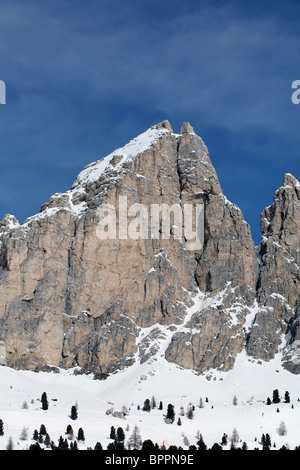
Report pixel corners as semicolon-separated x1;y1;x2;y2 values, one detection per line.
0;347;299;450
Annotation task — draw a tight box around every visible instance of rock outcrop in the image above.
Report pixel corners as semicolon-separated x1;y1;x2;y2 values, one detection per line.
0;121;299;375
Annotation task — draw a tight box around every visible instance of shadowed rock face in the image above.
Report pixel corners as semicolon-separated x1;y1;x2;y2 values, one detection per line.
0;121;299;375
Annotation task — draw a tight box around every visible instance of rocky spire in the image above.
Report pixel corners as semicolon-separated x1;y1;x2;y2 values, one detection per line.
0;123;298;376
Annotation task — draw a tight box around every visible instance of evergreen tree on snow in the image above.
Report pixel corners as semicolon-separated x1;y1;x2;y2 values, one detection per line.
166;404;175;423
116;427;125;442
143;398;151;412
77;427;85;442
272;389;280;404
110;426;116;439
41;392;48;410
70;405;78;420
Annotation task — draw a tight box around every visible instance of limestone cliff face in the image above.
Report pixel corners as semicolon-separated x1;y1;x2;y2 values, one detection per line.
0;121;299;375
247;173;300;371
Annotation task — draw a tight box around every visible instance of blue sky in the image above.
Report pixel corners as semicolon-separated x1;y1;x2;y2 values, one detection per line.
1;0;300;244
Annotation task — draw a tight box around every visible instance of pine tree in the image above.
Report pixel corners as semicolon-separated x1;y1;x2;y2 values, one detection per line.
70;405;78;420
77;427;85;442
272;389;280;404
142;439;156;451
143;398;151;412
41;392;48;410
151;396;156;409
66;424;74;439
116;427;125;442
70;440;79;450
186;406;194;419
0;419;4;436
166;404;175;423
266;397;271;405
221;433;228;446
44;433;51;448
197;434;207;450
29;442;43;451
33;429;39;441
159;401;163;410
284;391;290;403
177;417;182;426
39;424;47;436
58;436;69;450
94;442;103;450
110;426;116;439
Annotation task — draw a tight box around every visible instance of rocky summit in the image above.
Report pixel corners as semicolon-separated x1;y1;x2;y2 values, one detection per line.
0;121;299;376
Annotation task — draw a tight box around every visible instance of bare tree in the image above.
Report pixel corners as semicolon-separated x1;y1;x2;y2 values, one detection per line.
128;425;142;450
151;395;156;409
20;427;29;440
199;397;204;408
231;427;239;447
186;406;194;419
6;436;14;450
278;421;287;436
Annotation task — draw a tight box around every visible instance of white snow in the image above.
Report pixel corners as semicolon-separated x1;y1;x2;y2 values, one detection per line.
0;288;299;451
0;350;299;451
74;125;172;187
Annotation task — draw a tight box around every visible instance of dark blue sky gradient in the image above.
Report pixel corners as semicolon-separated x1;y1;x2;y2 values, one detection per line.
1;0;300;244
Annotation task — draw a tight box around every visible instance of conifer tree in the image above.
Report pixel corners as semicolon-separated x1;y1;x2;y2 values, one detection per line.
197;434;207;450
186;406;194;419
39;424;47;436
272;389;280;404
166;404;175;423
0;419;4;436
77;427;85;442
110;426;116;439
143;398;151;412
151;396;156;409
66;424;74;439
142;439;156;451
116;427;125;442
44;433;51;448
41;392;48;410
70;405;78;420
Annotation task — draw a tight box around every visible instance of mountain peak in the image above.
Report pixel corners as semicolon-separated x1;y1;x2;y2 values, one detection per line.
283;172;300;189
180;122;195;134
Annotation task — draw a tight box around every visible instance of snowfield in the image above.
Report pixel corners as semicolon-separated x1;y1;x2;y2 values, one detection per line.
0;350;299;451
